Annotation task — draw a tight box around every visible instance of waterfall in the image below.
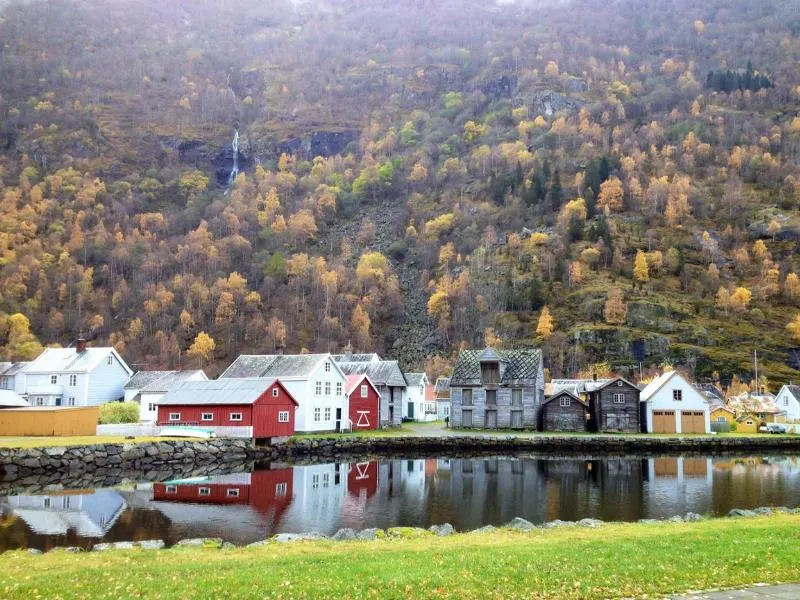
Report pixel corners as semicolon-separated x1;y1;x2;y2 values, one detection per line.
227;130;240;185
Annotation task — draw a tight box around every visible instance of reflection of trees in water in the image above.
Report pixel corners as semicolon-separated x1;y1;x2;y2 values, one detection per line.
103;508;174;545
711;456;800;515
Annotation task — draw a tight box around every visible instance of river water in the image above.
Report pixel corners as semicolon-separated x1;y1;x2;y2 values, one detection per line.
2;454;799;552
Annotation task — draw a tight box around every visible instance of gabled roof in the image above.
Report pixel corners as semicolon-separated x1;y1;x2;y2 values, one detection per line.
550;378;613;396
404;372;428;387
23;347;132;376
778;384;800;402
338;360;407;387
434;377;451;392
711;405;735;415
141;370;207;393
332;353;381;363
640;371;705;403
125;370;174;390
543;389;587;406
220;354;340;379
450;348;542;386
0;390;28;407
344;374;380;397
157;378;298;406
695;383;725;402
0;362;29;377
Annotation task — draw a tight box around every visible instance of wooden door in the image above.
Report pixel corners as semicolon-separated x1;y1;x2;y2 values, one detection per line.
407;402;414;420
485;410;497;428
510;410;522;428
652;410;676;433
681;411;705;433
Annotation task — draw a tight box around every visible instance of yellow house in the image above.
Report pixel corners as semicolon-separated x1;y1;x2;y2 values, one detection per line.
736;413;761;434
711;406;735;426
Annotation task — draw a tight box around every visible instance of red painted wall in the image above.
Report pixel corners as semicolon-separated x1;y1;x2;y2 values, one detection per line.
347;460;378;498
153;482;250;505
156;381;297;438
348;379;379;430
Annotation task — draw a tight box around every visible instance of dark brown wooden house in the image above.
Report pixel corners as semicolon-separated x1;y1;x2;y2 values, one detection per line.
585;377;641;433
541;390;588;432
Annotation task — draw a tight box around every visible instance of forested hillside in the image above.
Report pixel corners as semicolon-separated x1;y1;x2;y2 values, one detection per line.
2;0;800;387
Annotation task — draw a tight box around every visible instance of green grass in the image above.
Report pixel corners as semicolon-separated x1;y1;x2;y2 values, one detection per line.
1;515;799;599
0;436;180;449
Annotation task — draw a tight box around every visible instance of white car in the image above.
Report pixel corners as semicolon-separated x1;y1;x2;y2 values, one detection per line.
765;423;787;434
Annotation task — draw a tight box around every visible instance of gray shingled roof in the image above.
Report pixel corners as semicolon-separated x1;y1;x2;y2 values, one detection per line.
550;378;613;395
404;372;427;387
543;389;587;406
24;347;132;375
0;362;28;377
141;370;207;393
450;348;542;386
434;377;451;393
338;361;407;387
332;353;381;363
221;354;330;379
784;385;800;401
125;371;175;390
157;378;294;406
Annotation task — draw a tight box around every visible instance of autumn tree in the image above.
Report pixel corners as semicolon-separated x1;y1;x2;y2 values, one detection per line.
604;288;627;325
266;316;287;351
0;313;44;360
535;306;555;338
633;250;649;290
787;315;800;342
730;287;752;313
598;177;624;213
187;331;215;366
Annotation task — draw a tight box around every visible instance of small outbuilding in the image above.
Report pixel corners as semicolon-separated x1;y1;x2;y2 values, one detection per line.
0;406;98;437
344;374;380;430
156;378;298;442
541;390;588;432
640;371;711;434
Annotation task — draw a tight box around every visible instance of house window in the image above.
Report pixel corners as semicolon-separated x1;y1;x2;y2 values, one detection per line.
325;362;331;372
68;397;76;406
275;482;288;497
324;407;332;421
560;397;571;407
325;382;331;396
673;390;683;401
278;411;289;423
315;381;322;395
69;374;77;387
226;489;240;498
169;412;181;421
717;416;727;423
148;403;155;412
272;387;279;397
312;474;320;489
165;485;177;494
201;413;213;421
107;355;113;365
314;408;321;422
35;397;44;406
486;389;497;405
198;487;211;497
462;389;473;406
785;398;789;406
613;393;625;404
336;382;342;396
322;473;330;488
480;362;500;384
512;389;522;407
50;375;58;385
361;384;368;398
230;412;243;421
0;377;7;389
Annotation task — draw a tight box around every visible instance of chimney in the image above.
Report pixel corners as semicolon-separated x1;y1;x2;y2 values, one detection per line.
76;337;87;353
275;344;284;355
592;372;597;381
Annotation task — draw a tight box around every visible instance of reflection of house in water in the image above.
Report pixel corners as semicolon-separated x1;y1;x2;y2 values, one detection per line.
282;463;349;533
347;461;378;500
710;456;800;514
5;489;126;537
150;470;294;544
642;457;713;519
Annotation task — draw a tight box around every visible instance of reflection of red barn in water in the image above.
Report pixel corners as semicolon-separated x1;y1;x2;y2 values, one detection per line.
152;469;293;518
347;461;378;499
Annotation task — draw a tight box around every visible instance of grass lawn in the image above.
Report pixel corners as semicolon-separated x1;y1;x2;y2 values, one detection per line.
1;515;799;599
0;436;178;449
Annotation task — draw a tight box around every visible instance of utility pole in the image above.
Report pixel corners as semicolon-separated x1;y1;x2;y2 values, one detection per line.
754;348;759;395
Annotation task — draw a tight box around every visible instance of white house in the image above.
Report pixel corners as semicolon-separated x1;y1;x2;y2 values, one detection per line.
21;341;133;407
220;353;348;433
640;371;711;434
775;385;800;421
403;373;434;421
0;362;29;395
124;370;208;422
435;377;451;421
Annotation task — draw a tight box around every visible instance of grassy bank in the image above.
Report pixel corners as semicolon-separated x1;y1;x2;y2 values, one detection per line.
0;436;178;449
1;515;799;599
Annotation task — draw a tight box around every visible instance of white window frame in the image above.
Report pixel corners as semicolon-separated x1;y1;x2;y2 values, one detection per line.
324;407;332;421
276;482;288;496
673;389;683;401
361;384;368;398
68;397;76;407
107;355;113;365
148;403;155;412
229;412;243;422
169;412;181;421
35;397;44;406
560;397;571;407
613;393;625;404
69;374;77;387
272;387;279;397
0;376;7;389
50;375;58;385
165;485;177;494
315;381;322;395
226;488;240;498
201;413;213;421
314;407;321;422
325;362;331;372
278;411;289;423
198;487;211;497
336;382;342;396
325;381;331;396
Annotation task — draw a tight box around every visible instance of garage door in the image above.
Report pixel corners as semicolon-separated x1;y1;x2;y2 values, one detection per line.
652;410;676;433
681;411;706;434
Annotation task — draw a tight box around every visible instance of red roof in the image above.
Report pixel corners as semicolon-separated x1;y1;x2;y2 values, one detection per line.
424;384;436;402
345;374;380;397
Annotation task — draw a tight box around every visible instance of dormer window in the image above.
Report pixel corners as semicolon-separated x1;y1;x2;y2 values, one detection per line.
480;362;500;385
325;362;331;372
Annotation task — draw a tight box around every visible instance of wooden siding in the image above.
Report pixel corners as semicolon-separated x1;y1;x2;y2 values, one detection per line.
378;385;403;427
451;385;540;429
681;410;705;433
589;380;641;433
348;382;380;430
0;406;98;436
542;394;588;432
652;410;676;433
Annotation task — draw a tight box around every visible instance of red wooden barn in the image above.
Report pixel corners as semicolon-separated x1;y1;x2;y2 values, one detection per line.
345;374;380;430
156;377;298;441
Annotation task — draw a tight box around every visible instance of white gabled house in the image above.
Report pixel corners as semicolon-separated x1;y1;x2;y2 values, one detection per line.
774;385;800;421
0;362;29;395
124;370;208;422
640;371;711;434
21;340;133;407
403;372;435;421
220;353;348;433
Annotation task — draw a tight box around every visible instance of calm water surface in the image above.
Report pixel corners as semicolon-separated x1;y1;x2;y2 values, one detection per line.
2;454;799;552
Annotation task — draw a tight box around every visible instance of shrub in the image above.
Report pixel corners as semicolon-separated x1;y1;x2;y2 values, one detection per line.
99;402;140;424
710;421;731;433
